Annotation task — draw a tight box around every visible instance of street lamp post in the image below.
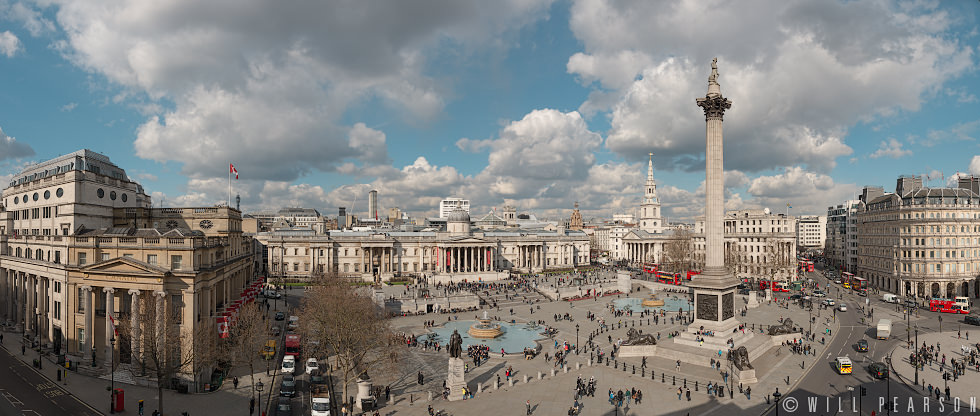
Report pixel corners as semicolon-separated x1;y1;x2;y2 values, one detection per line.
885;356;891;415
773;388;782;416
576;324;580;351
914;325;919;386
847;386;854;413
256;381;264;416
109;336;115;414
939;315;943;333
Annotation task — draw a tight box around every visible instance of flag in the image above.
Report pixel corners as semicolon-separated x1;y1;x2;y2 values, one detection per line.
108;314;119;336
787;203;792;209
230;163;239;179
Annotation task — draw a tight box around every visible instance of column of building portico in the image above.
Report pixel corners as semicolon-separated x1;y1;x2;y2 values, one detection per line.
42;277;50;343
129;289;141;367
27;274;35;335
82;285;93;358
0;268;7;322
104;287;115;367
154;291;166;354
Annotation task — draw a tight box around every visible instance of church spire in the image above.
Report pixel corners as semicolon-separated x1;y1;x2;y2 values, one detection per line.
639;152;662;233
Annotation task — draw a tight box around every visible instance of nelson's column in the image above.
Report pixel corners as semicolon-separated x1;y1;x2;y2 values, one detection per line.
690;58;739;333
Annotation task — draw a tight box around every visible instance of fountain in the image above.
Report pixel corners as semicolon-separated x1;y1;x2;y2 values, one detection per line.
641;293;665;308
468;310;503;338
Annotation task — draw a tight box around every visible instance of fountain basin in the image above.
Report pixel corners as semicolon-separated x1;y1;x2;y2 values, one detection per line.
468;319;503;338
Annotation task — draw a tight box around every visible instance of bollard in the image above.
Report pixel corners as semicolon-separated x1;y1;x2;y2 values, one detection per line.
576;362;581;370
564;366;568;374
588;359;592;367
551;368;556;377
632;365;635;374
538;371;542;380
478;383;482;393
523;375;528;384
428;391;433;401
684;378;687;388
642;368;645;377
509;379;514;387
695;381;698;391
672;375;674;385
494;381;499;390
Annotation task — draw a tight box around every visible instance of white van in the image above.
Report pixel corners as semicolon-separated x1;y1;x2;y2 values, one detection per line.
281;355;296;375
882;293;899;304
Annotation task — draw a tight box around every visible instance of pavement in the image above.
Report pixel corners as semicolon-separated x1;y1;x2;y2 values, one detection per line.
889;330;980;405
374;269;844;416
0;296;295;416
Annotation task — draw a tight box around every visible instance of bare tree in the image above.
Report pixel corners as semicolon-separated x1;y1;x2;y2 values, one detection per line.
117;293;217;416
725;243;747;282
298;277;403;410
662;228;693;274
220;302;267;403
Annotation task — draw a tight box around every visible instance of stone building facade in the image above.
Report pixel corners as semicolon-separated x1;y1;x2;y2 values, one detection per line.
254;209;591;283
0;150;256;392
856;177;980;299
825;200;861;273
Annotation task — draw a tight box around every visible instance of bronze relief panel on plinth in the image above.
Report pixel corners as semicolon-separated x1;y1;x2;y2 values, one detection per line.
696;293;718;321
722;292;734;321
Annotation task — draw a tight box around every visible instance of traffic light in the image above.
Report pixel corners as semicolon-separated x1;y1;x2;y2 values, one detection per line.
861;387;867;396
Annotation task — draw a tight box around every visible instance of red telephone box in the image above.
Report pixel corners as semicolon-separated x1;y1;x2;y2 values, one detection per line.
112;388;125;412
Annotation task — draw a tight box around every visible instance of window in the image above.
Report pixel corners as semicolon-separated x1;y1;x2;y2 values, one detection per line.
54;282;61;293
56;188;63;198
293;263;299;271
77;288;86;312
97;188;105;198
304;263;309;271
78;252;87;265
109;191;117;200
100;253;110;261
53;302;61;320
171;255;183;270
123;253;134;258
147;254;158;265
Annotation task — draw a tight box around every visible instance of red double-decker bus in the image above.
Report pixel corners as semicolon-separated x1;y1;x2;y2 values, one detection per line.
759;280;790;292
851;276;867;292
686;270;701;280
799;260;814;273
642;262;659;274
657;271;681;285
930;299;970;314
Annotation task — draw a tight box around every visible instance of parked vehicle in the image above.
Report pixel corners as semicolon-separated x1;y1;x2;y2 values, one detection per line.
279;374;296;397
284;334;302;357
281;355;296;374
261;340;277;360
306;358;320;375
311;383;331;416
965;315;980;326
868;362;888;379
876;319;891;340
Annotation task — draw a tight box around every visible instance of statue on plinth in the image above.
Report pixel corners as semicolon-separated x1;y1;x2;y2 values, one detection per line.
709;57;719;84
622;328;657;346
449;330;463;359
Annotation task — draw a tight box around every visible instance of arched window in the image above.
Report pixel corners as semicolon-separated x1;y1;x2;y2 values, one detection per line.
36;249;43;259
16;247;22;257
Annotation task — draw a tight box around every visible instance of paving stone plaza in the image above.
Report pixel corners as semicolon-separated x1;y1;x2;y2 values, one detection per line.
374;269;842;416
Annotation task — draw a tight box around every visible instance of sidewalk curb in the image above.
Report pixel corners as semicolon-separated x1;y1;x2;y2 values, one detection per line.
758;310;842;416
0;342;106;416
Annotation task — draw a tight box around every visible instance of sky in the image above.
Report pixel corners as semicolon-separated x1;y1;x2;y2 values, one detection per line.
1;0;979;222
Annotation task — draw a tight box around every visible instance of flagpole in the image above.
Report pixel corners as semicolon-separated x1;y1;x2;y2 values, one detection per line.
228;165;231;207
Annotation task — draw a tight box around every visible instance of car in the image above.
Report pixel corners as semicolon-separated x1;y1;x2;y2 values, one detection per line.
279;374;296;397
789;294;802;300
813;290;826;297
270;325;282;336
281;355;296;375
868;362;888;379
856;339;868;352
275;312;286;321
306;358;320;375
287;316;299;331
261;340;277;360
838;303;847;312
738;288;750;295
823;299;836;306
965;315;980;326
309;369;326;386
276;402;292;416
834;279;842;285
858;290;868;297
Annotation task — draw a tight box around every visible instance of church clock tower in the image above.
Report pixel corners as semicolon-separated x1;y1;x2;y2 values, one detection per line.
639;152;663;233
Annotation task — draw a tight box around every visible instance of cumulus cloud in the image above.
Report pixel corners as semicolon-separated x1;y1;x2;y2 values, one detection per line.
3;2;55;36
747;166;859;215
869;138;911;159
0;127;34;161
969;156;980;176
0;31;22;57
46;0;553;181
568;0;971;173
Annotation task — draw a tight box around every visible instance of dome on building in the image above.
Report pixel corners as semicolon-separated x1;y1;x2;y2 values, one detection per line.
448;208;470;223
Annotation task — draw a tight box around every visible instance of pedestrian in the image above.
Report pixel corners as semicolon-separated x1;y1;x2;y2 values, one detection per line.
385;385;390;401
526;399;532;415
233;377;239;389
746;386;751;400
686;388;691;401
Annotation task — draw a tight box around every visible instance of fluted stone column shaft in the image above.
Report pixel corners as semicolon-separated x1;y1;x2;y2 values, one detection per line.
704;115;725;273
129;289;141;364
104;288;115;366
82;286;93;355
